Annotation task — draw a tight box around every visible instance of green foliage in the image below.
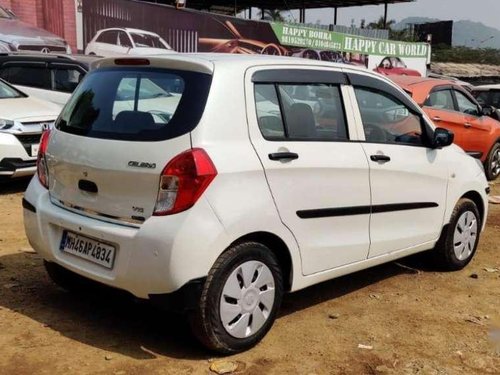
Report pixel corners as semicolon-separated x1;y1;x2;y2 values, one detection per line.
258;9;285;22
432;45;500;64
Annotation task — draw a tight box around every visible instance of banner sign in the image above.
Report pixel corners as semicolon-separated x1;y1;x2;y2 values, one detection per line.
81;0;430;76
271;22;429;58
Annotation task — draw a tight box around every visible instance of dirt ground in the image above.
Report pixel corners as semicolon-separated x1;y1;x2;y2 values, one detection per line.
0;179;499;375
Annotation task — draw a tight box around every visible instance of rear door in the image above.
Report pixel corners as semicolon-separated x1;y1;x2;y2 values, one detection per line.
247;67;371;275
423;87;465;145
348;73;448;257
46;64;212;225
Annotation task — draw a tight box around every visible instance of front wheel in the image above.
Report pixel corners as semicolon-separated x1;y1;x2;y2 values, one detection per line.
485;143;500;181
432;198;481;270
189;242;283;354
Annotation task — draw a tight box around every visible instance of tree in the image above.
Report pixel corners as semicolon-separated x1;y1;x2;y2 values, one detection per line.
258;9;285;22
367;16;396;30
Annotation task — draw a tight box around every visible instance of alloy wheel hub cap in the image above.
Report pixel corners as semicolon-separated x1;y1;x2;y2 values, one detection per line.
453;210;478;261
219;260;275;338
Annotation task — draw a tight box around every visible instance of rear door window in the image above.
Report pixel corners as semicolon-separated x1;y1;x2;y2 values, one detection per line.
51;67;84;93
56;68;212;141
426;90;454;111
97;30;118;44
254;82;348;141
0;65;50;89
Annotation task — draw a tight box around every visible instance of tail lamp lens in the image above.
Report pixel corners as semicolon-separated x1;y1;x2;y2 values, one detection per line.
153;148;217;216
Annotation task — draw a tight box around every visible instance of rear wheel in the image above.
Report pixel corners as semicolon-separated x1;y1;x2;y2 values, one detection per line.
432;198;481;270
485;143;500;181
189;242;283;354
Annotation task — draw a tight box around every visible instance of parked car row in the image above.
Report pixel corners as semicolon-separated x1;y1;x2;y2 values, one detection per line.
1;51;499;185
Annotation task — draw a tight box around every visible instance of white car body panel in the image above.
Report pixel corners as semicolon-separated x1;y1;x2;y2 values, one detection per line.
14;84;68;107
23;54;489;301
0;93;59;178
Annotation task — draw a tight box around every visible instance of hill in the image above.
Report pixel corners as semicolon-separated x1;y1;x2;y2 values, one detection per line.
394;17;500;49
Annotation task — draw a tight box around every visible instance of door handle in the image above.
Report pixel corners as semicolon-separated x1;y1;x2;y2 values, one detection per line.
432;116;441;122
268;152;299;161
464;122;472;128
370;154;391;162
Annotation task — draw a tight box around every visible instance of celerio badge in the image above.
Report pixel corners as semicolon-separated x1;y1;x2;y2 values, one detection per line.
128;161;156;169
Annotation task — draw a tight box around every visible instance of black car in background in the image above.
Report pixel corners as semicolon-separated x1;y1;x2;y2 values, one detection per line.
0;53;99;106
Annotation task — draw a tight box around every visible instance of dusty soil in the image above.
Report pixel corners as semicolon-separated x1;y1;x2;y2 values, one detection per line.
0;178;499;375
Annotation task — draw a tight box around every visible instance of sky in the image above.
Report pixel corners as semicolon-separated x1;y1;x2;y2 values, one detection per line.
273;0;500;30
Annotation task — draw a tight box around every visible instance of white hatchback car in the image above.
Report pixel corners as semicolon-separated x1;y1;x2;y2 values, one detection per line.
0;79;60;180
85;28;176;57
24;54;489;353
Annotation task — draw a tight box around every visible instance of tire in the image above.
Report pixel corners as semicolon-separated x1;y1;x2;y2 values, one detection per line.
485;143;500;181
432;198;481;271
44;261;90;292
189;242;284;354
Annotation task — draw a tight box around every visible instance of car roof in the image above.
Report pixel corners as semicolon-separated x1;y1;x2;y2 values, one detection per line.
91;53;375;76
98;28;160;37
389;75;457;105
0;52;99;68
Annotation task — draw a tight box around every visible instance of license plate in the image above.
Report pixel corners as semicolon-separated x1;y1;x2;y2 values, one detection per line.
59;231;116;269
31;144;39;157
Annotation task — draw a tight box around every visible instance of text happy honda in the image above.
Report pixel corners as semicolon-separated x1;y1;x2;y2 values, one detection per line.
24;54;489;353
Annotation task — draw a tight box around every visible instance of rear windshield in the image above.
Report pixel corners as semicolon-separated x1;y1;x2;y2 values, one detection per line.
56;67;212;141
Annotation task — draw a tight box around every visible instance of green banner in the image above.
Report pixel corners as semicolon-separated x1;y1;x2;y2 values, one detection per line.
270;22;429;58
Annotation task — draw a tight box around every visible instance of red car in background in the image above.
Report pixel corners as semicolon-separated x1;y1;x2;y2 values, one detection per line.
391;76;500;180
375;57;421;77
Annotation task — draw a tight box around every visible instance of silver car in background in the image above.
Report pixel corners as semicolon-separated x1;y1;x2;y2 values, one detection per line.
0;6;70;54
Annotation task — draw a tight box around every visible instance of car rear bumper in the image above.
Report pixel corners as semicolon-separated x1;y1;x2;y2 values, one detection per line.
23;177;227;299
0;158;36;178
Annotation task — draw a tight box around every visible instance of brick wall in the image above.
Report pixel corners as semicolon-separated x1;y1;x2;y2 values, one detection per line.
0;0;77;52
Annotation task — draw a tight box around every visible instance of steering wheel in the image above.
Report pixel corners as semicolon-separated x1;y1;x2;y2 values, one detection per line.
261;44;282;56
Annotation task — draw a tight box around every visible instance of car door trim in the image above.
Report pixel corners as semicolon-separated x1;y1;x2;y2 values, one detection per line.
297;202;439;219
252;69;348;85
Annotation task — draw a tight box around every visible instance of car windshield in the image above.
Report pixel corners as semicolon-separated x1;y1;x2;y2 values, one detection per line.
0;80;23;98
392;58;406;68
130;33;171;49
56;68;212;141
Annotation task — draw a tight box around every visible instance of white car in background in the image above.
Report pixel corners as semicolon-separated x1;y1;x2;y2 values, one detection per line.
24;54;489;354
0;79;60;180
85;28;176;57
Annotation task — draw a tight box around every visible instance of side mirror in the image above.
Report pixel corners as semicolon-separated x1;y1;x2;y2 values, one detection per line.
432;127;454;148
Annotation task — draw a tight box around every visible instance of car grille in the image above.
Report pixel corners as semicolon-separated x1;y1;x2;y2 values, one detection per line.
17;45;67;53
14;133;42;155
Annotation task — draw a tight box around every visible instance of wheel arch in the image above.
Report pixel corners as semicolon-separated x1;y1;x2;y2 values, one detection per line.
461;190;485;225
230;231;293;292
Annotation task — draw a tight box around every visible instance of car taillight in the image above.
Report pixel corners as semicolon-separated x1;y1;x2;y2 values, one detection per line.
37;130;51;189
153;148;217;216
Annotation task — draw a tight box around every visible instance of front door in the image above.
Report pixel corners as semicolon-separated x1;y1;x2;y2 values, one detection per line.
247;68;371;275
350;83;448;258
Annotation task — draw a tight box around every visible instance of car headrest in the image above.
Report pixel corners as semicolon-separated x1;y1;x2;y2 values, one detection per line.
114;110;155;133
287;103;316;138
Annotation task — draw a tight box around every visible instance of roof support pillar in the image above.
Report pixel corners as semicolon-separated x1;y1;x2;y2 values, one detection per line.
248;7;252;19
334;6;338;25
261;7;264;20
383;1;388;28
